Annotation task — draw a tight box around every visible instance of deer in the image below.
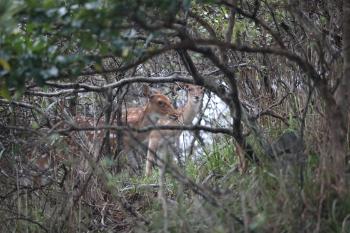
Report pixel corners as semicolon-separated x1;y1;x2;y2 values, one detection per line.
145;84;205;176
122;85;179;145
27;85;178;187
73;85;178;146
70;85;180;171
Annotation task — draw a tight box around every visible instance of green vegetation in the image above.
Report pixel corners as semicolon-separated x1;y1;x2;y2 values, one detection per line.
1;0;349;232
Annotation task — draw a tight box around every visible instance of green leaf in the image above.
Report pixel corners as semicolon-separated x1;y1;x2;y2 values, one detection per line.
183;0;191;11
122;47;129;57
0;58;10;71
31;121;40;129
0;81;10;99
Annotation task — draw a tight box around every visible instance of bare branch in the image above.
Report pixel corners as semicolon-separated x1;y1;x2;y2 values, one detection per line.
25;88;88;97
0;99;52;126
52;124;233;136
221;0;286;49
188;11;218;39
45;74;193;92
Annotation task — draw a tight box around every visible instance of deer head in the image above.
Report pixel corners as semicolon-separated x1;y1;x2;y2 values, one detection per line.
141;85;179;125
183;84;205;104
179;84;205;125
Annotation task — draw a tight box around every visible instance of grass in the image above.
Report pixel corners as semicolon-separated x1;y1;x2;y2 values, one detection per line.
137;137;350;233
2;128;350;233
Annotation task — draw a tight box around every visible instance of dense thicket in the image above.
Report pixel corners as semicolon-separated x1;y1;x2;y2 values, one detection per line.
0;0;349;232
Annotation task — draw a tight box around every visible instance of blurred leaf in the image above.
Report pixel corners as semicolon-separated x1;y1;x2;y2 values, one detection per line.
0;58;10;71
31;121;40;129
122;47;129;57
0;0;21;33
249;213;266;230
0;81;10;99
40;66;59;79
183;0;191;11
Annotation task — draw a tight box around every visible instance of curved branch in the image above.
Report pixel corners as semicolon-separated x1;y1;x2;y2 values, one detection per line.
220;0;286;49
25;88;88;97
0;99;52;126
52;124;233;136
45;74;194;92
188;11;218;39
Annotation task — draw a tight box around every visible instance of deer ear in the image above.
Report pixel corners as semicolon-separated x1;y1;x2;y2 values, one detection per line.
173;82;183;91
143;85;160;97
142;85;150;97
183;83;191;89
177;83;190;90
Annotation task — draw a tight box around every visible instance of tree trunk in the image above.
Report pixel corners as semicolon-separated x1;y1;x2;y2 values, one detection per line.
338;0;350;113
322;0;350;192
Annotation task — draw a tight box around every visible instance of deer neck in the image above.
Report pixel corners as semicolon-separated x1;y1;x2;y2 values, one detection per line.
138;103;160;128
181;98;202;125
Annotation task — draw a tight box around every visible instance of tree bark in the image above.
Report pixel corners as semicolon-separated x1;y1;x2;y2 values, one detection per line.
322;0;350;192
337;0;350;113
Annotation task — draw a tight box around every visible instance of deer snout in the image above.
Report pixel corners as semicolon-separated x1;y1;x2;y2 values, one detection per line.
193;96;201;102
169;113;178;120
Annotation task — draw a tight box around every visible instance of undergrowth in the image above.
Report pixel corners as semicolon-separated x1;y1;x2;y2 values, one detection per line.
3;132;350;233
122;140;350;233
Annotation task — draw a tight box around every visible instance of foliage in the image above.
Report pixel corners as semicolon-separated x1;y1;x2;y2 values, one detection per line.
0;0;186;96
0;0;349;232
140;148;350;233
202;140;236;175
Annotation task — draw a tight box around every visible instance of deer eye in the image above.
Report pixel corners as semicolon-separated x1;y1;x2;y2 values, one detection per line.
158;101;165;107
